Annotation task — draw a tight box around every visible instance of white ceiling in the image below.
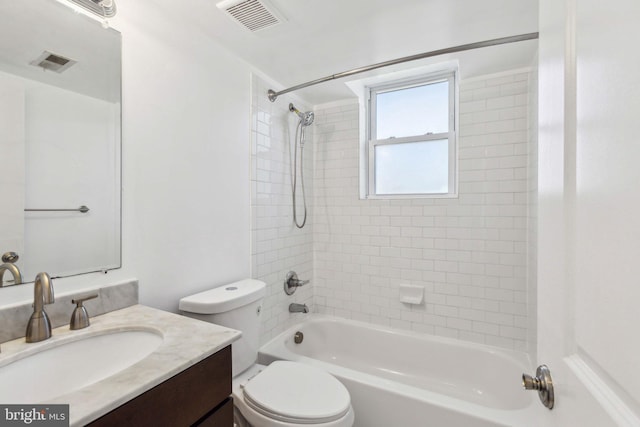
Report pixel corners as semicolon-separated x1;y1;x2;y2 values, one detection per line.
0;0;120;102
162;0;539;105
8;0;537;105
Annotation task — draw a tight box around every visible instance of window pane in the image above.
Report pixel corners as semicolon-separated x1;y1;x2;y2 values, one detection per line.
376;80;449;140
375;139;449;194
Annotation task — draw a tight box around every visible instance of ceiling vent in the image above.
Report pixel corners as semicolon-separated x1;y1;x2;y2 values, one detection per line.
67;0;117;18
216;0;285;32
30;51;77;73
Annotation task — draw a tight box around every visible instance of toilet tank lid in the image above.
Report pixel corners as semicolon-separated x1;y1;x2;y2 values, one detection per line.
179;279;266;314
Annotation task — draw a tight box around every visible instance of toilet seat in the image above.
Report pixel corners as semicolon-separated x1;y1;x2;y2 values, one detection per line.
238;361;352;426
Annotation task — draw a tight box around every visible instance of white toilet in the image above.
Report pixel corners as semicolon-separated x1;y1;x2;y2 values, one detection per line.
179;279;355;427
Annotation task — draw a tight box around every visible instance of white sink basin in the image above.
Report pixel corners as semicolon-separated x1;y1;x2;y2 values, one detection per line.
0;329;163;403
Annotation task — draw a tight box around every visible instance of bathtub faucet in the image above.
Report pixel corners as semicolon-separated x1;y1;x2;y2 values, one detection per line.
289;303;309;314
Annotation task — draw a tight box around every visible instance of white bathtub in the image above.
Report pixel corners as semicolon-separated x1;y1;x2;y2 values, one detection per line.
259;316;538;427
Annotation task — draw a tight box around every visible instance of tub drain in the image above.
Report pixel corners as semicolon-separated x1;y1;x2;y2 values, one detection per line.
294;331;303;344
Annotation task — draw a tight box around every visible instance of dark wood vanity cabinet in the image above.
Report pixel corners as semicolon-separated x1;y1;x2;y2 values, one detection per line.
87;345;233;427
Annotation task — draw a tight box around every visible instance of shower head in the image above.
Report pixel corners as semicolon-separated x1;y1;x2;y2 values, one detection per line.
289;103;314;126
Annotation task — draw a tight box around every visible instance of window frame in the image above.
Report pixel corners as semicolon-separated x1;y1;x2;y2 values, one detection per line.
365;70;458;199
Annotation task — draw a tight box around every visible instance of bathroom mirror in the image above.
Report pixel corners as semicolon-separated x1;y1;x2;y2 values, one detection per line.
0;0;121;284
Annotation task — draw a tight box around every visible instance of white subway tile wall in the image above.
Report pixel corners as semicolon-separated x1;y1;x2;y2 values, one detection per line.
312;70;536;351
251;75;314;344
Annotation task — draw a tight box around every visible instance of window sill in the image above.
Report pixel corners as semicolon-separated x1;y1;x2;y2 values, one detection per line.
363;192;459;200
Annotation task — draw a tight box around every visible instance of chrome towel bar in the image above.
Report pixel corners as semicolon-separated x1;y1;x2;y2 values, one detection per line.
25;205;90;213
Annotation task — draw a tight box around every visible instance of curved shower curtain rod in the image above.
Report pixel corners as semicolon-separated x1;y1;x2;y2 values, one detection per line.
267;32;539;102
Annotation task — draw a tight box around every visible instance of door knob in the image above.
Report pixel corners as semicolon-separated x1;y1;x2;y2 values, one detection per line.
522;364;554;409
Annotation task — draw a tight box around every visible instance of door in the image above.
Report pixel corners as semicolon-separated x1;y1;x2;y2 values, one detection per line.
536;0;640;425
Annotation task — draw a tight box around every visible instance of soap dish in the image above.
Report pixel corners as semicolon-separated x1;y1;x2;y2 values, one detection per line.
399;284;424;305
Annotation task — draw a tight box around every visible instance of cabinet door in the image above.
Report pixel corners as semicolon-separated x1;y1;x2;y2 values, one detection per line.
88;345;232;427
194;398;234;427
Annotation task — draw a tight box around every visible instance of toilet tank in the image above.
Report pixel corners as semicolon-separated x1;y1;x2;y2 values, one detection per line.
179;279;266;376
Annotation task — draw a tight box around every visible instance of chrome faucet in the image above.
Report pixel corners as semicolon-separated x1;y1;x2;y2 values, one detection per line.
0;263;22;287
289;303;309;313
25;272;55;343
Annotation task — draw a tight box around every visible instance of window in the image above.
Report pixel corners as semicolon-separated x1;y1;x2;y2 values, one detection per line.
366;71;457;197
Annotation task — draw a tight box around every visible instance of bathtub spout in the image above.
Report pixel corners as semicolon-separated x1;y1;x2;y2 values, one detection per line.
289;303;309;313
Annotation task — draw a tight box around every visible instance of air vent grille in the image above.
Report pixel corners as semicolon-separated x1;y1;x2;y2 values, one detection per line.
217;0;284;32
67;0;117;18
30;51;76;73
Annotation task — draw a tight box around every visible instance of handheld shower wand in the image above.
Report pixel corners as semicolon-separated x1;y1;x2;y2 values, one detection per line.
289;103;314;228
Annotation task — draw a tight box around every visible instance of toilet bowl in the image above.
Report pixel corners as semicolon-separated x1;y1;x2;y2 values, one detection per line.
233;362;354;427
179;279;355;427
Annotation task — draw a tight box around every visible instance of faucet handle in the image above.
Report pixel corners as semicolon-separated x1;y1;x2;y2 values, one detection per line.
2;252;19;263
70;294;98;330
284;271;310;295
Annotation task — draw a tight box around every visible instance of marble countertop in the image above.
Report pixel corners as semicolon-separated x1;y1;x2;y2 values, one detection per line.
0;304;241;426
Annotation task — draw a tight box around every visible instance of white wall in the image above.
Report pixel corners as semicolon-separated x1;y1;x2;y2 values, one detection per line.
1;0;253;311
23;83;120;279
312;70;536;351
0;68;120;284
117;0;252;311
0;77;25;270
